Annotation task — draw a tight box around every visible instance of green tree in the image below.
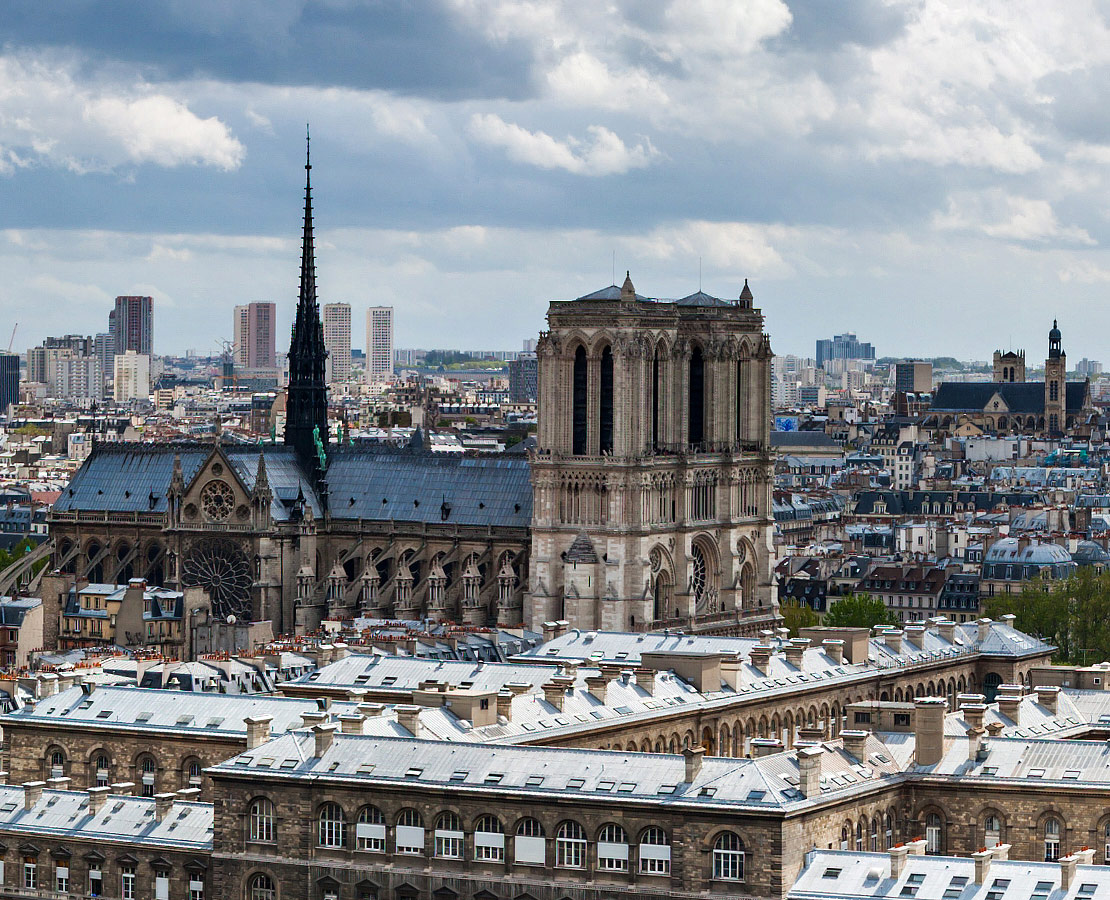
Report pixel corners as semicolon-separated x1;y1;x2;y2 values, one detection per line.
782;602;819;637
822;593;898;629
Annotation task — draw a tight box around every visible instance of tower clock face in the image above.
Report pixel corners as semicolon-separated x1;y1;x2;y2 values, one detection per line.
200;480;235;522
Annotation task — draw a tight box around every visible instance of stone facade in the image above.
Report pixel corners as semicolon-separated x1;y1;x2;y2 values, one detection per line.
528;276;776;634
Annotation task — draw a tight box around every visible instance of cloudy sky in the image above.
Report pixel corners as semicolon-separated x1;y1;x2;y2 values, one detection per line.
4;1;1110;359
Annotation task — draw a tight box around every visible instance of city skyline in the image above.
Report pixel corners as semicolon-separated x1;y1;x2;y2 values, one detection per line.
5;4;1110;358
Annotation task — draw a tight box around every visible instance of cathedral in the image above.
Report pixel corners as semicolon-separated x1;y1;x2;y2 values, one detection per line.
45;143;778;638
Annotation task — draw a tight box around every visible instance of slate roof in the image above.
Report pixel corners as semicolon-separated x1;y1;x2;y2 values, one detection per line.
574;284;648;301
675;290;732;307
931;380;1087;413
52;441;533;529
771;432;840;448
852;490;1040;515
563;531;598;563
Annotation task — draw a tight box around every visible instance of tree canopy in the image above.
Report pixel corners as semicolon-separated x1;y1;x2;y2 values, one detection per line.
781;602;819;637
822;593;898;629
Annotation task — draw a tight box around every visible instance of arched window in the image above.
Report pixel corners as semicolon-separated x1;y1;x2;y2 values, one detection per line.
689;346;705;447
1044;817;1061;861
396;809;425;855
139;756;156;797
248;873;276;900
94;754;110;787
317;803;346;848
713;832;744;881
597;823;628;872
1103;820;1110;864
599;345;614;454
639;827;671;875
249;798;275;843
885;813;894;850
49;750;64;779
474;815;504;862
572;346;587;455
555;821;587;869
356;806;385;852
870;818;879;852
855;821;863;852
185;758;203;788
735;357;743;443
690;542;708;606
984;815;1002;848
652;347;661;448
925;813;943;854
434;811;463;858
840;824;849;851
514;818;546;866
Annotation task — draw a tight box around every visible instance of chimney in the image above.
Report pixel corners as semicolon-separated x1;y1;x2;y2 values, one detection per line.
496;690;513;722
972;849;992;884
904;624;926;649
884;630;904;653
967;726;984;762
996;693;1021;725
541;677;572;711
841;729;868;761
905;839;927;856
937;620;956;643
23;781;44;810
749;645;773;673
1076;847;1095;865
111;782;135;796
1060;854;1079;892
40;673;58;697
963;702;987;733
798;725;825;742
87;786;110;815
750;738;784;758
986;721;1004;737
584;675;609;704
395;705;422;737
956;692;985;710
243;715;273;750
784;638;809;670
541;621;559;642
889;845;909;880
1035;685;1060;715
798;746;822;798
47;776;70;790
176;787;202;802
313;723;338;758
914;697;947;767
154;792;175;822
358;702;386;718
977;618;993;643
822;639;844;664
992;844;1011;861
718;659;741;691
339;713;365;735
301;710;327;729
683;746;705;783
635;667;658;694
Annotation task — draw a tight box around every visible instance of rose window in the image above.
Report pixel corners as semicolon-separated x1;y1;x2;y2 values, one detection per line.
181;537;253;620
201;480;235;522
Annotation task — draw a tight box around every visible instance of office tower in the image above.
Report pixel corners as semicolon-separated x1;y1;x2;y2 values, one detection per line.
895;361;933;393
54;354;104;401
233;302;277;368
366;306;394;383
93;333;114;395
522;338;538;353
110;296;153;357
509;352;539;402
322;303;352;383
815;332;875;370
0;353;18;413
113;351;151;403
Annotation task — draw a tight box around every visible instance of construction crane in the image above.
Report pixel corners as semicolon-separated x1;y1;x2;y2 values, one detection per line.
6;323;16;353
214;340;238;388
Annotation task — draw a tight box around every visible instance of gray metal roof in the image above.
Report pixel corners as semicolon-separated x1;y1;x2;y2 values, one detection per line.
6;685;356;737
295;654;563;694
0;786;211;851
789;849;1110;900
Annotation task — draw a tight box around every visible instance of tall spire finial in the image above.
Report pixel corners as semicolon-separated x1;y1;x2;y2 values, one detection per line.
306;123;311;172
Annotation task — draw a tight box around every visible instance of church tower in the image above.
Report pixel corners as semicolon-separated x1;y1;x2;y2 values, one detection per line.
1044;319;1066;435
528;275;777;635
284;129;330;481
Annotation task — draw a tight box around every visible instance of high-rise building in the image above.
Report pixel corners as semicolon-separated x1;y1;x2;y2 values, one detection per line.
322;303;352;383
93;333;114;394
366;307;394;383
895;360;933;393
109;296;153;357
53;354;104;401
233;302;277;369
113;351;150;403
815;332;874;369
0;353;18;413
508;352;538;402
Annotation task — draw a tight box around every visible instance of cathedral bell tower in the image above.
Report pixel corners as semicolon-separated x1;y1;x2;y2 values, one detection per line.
284;128;330;490
1044;319;1066;436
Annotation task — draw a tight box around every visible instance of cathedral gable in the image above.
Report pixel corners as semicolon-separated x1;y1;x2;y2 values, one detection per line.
179;447;253;528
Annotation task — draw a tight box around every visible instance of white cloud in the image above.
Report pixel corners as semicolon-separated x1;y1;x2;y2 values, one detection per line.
468;113;658;175
0;55;244;173
933;191;1094;245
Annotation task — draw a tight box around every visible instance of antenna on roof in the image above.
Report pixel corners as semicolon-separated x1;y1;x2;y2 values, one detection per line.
612;250;615;286
699;256;702;292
